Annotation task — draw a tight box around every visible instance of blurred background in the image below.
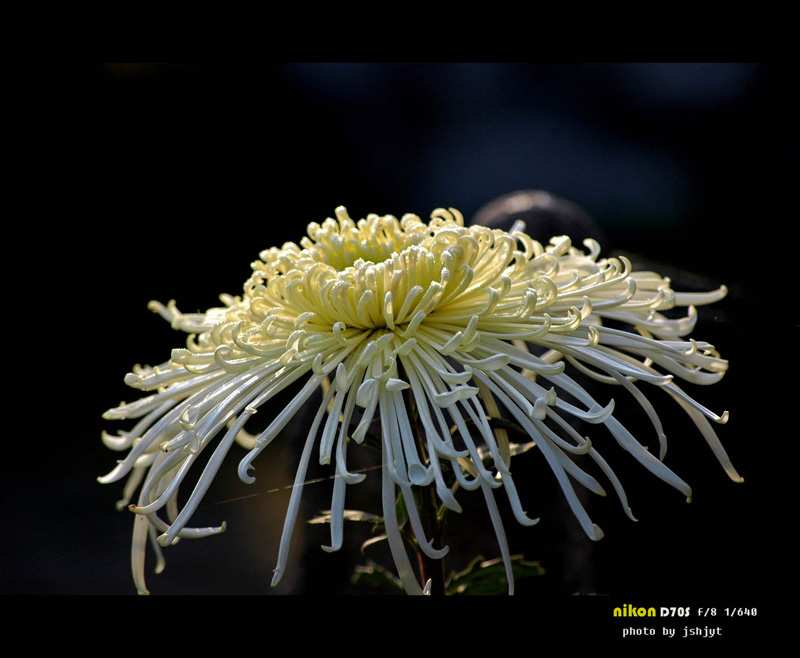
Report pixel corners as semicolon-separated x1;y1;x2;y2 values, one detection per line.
4;63;790;611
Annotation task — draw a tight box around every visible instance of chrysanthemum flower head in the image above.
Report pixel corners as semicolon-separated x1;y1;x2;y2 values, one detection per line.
101;205;741;595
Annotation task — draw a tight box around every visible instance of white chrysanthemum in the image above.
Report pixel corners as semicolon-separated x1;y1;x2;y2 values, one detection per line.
100;206;741;595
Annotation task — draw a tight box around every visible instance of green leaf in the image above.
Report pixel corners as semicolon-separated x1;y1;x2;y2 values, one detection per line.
308;509;384;526
446;555;545;595
394;491;408;530
351;561;405;592
358;425;383;453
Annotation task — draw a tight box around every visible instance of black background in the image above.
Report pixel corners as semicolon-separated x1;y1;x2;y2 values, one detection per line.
5;61;792;640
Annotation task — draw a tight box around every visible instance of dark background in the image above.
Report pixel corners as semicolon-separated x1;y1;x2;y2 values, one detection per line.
5;62;791;629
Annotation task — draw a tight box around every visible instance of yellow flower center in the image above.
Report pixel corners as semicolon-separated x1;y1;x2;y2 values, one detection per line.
245;206;544;338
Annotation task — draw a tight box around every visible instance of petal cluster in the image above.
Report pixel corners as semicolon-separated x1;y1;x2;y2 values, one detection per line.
101;206;740;595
